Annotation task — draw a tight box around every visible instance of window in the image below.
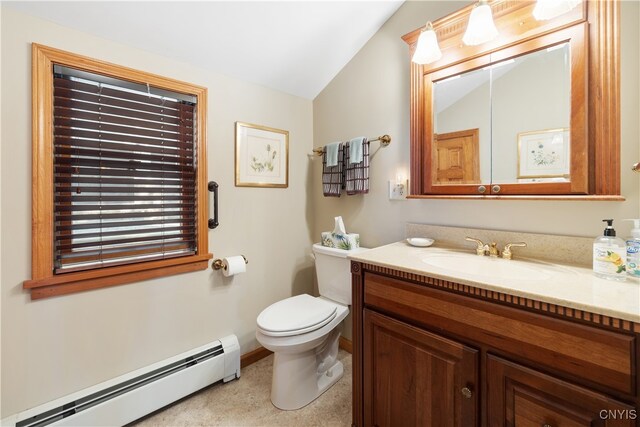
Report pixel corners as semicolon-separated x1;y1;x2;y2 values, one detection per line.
25;44;212;299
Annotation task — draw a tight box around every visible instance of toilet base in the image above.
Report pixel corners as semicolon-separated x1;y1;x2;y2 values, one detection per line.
271;354;344;410
270;328;343;410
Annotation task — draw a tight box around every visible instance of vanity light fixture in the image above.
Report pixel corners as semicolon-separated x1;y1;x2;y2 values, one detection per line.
411;21;442;65
462;0;499;46
533;0;582;21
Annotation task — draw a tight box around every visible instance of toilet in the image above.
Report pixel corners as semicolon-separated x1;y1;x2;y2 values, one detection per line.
255;243;368;410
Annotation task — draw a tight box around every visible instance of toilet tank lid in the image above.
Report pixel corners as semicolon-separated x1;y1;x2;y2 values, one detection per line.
312;243;369;258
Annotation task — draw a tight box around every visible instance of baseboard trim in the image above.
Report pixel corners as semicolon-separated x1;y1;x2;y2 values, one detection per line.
241;346;272;368
339;336;352;354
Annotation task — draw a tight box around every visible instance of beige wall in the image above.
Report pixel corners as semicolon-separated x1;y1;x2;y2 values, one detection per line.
313;0;640;244
0;7;314;416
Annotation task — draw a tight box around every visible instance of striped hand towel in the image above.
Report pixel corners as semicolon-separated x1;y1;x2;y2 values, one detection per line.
322;143;344;197
344;139;369;195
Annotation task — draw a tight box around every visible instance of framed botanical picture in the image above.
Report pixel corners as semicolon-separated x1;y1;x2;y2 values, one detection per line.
517;128;570;179
235;122;289;188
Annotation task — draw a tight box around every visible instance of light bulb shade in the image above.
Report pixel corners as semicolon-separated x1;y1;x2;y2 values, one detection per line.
412;26;442;65
462;2;498;46
533;0;582;20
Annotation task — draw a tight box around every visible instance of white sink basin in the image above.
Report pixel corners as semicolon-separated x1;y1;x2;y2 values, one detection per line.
421;253;559;281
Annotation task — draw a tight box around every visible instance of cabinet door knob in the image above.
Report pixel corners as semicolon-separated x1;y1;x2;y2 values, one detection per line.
477;185;486;194
461;387;473;398
492;184;501;193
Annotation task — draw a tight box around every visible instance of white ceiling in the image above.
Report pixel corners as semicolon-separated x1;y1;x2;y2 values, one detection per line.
5;1;404;99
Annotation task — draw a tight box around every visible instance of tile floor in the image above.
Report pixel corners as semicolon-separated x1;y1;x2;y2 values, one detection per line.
131;350;352;426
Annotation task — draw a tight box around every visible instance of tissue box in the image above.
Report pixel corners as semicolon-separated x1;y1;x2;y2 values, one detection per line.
321;232;360;250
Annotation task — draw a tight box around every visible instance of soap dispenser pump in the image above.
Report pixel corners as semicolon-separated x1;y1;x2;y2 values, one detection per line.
593;219;627;281
624;219;640;277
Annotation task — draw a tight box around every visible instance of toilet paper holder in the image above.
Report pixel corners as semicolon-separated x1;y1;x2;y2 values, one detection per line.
212;255;248;271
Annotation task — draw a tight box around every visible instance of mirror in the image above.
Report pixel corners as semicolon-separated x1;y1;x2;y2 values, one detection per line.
492;43;570;184
433;43;571;187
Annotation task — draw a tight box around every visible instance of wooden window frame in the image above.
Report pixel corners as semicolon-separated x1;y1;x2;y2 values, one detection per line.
24;44;212;299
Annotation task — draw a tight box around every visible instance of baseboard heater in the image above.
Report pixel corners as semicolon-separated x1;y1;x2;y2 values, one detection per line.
3;335;240;427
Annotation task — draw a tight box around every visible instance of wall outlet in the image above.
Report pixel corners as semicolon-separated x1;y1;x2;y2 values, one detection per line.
389;179;408;200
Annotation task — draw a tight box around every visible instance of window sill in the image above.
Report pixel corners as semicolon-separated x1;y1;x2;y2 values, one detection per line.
24;253;213;300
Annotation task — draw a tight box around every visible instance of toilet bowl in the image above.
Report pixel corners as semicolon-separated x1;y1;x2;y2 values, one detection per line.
255;243;367;410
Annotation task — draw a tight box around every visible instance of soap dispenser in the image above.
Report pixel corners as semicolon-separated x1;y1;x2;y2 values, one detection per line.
593;219;627;281
624;219;640;277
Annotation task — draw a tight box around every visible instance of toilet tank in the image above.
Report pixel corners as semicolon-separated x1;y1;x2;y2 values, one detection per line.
312;243;368;305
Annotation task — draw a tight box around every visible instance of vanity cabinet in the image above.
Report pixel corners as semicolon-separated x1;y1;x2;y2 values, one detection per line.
351;264;640;426
363;309;478;426
487;355;635;427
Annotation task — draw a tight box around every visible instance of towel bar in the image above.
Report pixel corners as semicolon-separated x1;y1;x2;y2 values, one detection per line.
312;134;391;156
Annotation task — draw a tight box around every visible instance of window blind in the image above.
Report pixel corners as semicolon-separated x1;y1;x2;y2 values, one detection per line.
53;68;198;273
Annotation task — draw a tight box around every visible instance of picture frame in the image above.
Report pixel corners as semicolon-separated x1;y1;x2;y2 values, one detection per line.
235;122;289;188
517;128;570;179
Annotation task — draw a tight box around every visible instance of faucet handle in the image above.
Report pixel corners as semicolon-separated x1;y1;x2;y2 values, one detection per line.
465;237;486;256
503;242;527;260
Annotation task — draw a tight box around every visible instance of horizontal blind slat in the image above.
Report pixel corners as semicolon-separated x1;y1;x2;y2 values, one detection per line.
54;146;194;165
54;156;194;173
55;211;195;221
54;117;193;141
54;106;194;133
56;250;196;273
54;127;193;149
53;89;184;117
56;233;195;250
54;98;192;125
56;225;194;241
54;137;194;158
55;166;194;179
56;218;196;231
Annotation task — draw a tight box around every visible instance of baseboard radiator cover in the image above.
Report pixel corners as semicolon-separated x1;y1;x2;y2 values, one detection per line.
3;335;241;427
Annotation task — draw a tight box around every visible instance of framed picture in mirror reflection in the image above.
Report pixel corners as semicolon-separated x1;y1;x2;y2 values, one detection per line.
517;128;569;179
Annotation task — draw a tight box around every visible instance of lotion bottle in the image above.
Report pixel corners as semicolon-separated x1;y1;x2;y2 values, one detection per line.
593;219;627;281
624;219;640;277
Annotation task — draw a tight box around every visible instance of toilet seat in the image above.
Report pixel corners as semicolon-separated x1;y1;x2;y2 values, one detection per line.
257;294;337;337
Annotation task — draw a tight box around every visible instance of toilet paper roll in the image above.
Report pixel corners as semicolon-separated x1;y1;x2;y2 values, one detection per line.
222;256;247;277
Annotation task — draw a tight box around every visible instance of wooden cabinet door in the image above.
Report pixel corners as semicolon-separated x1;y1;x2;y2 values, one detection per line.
487;355;637;427
363;309;478;427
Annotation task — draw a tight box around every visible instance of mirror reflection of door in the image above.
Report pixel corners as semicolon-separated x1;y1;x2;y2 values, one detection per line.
434;129;480;184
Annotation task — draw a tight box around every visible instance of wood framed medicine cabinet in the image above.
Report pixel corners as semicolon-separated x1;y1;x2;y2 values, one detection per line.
402;0;621;199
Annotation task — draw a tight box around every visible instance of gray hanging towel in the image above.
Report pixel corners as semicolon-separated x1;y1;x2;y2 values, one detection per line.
344;138;369;195
322;143;344;197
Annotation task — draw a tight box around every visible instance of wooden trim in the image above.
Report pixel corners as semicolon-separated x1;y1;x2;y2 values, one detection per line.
360;263;640;334
24;253;213;289
406;195;625;201
339;336;353;354
241;346;273;369
351;261;364;427
27;44;211;300
589;0;620;195
30;259;210;299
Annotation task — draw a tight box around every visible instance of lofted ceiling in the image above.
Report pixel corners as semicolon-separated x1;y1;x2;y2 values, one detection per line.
4;1;404;100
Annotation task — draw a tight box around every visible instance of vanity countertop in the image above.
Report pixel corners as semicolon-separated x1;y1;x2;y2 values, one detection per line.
349;242;640;323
